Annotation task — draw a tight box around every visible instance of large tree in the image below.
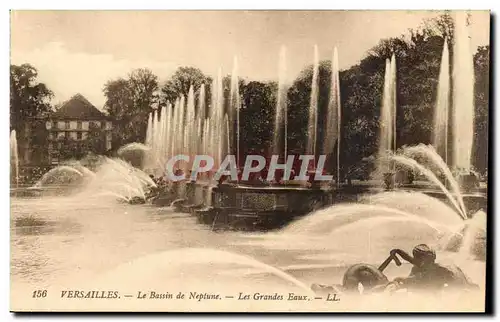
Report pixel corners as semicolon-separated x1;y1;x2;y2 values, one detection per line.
129;68;160;111
103;78;134;148
10;64;53;165
103;68;159;147
10;64;53;132
160;66;212;107
239;81;276;157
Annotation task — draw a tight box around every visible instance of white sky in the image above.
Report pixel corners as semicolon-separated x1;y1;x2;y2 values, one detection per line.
10;10;490;108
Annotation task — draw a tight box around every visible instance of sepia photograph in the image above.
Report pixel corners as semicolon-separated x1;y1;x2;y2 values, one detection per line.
9;10;490;312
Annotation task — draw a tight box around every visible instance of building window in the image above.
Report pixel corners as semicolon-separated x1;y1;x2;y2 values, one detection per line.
77;132;82;140
52;121;58;129
65;132;70;139
77;121;82;130
65;121;70;129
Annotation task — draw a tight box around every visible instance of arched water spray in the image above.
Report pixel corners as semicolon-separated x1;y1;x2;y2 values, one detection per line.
76;157;155;201
403;144;467;217
458;210;486;258
391;155;467;219
433;38;450;163
306;45;320;160
330;215;444;236
97;248;314;295
33;166;84;188
284;203;455;236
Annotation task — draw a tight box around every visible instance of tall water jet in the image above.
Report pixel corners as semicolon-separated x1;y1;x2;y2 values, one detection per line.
145;113;153;148
152;109;160;172
377;57;397;175
323;47;341;185
215;68;224;168
198;84;206;156
196;118;202;156
144;112;153;170
451;11;475;171
230;56;241;168
199;84;206;123
273;46;288;158
224;114;231;157
434;38;451;164
165;103;172;162
378;59;392;173
158;105;166;167
187;85;196;159
178;96;186;157
10;130;19;188
172;98;180;157
306;45;320;162
391;53;397;159
203;120;210;156
209;76;218;166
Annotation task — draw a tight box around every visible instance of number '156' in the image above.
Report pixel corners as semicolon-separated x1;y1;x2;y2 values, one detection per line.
32;290;47;298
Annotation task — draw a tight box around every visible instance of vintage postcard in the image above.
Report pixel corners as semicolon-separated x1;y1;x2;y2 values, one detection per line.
10;10;489;312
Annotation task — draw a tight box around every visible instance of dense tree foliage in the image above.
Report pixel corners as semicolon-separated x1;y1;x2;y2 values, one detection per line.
160;67;212;107
472;46;489;173
10;64;53;132
282;13;489;176
239;81;276;156
103;68;159;147
10;64;53;164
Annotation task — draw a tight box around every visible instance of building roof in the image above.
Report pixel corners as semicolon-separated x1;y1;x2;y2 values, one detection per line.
51;94;109;120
